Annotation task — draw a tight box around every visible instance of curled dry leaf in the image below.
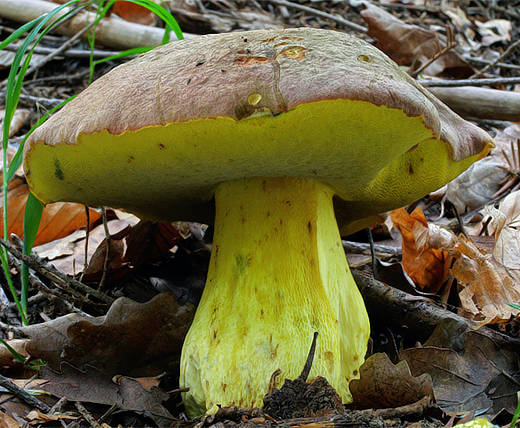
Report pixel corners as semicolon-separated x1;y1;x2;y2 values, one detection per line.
390;208;451;293
413;221;520;325
0;109;31;137
488;190;520;271
360;3;470;76
350;352;433;409
431;125;520;215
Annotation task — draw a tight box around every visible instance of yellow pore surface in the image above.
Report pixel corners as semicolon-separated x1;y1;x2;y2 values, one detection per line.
25;99;481;224
180;177;370;416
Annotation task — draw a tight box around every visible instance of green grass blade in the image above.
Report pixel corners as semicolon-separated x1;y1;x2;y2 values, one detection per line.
21;193;43;315
93;46;154;66
0;17;43;50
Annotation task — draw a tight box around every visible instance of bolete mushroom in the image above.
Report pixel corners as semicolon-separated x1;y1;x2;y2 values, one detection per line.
24;28;493;416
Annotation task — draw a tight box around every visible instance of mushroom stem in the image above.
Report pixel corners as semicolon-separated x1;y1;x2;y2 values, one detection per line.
180;177;370;416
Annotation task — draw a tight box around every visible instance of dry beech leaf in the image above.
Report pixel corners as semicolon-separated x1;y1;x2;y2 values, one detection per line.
350;352;433;409
26;409;77;424
360;3;470;76
0;180;101;246
0;410;21;428
390;208;451;293
431;125;520;216
400;318;520;417
35;218;182;280
0;109;30;137
488;190;520;270
413;221;520;326
475;19;512;46
20;293;195;376
112;0;157;25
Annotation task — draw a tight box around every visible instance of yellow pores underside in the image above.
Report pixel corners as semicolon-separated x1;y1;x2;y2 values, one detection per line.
180;177;370;416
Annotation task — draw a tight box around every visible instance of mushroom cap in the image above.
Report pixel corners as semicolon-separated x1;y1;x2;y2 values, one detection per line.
24;28;493;233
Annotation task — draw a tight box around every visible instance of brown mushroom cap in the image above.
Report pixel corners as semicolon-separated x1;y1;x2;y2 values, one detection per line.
24;28;493;232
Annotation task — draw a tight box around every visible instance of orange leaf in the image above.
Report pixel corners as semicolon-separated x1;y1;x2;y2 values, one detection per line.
112;1;156;25
1;181;101;246
390;208;451;293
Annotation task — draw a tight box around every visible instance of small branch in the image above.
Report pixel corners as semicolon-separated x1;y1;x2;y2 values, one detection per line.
0;92;65;109
25;20;97;78
410;25;457;78
343;240;401;257
98;207;110;289
419;76;520;87
471;38;520;78
0;374;51;413
0;237;114;305
75;402;102;428
263;0;367;33
299;332;318;382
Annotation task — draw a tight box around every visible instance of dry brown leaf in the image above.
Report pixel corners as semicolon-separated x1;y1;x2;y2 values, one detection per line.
112;0;157;25
360;3;470;77
350;353;433;409
0;180;101;246
483;191;520;268
20;293;194;376
35;218;182;279
0;410;20;428
26;409;77;424
413;222;520;325
475;19;512;46
38;365;172;426
0;109;30;138
390;208;451;293
400;319;520;417
0;339;29;368
431;125;520;216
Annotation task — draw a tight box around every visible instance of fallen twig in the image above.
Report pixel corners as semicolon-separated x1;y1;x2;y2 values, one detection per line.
263;0;367;33
0;373;51;413
75;402;102;428
428;86;520;121
419;77;520;87
0;237;114;305
353;270;520;349
471;38;520;78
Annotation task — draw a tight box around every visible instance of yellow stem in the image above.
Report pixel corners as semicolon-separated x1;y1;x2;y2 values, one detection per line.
180;177;370;416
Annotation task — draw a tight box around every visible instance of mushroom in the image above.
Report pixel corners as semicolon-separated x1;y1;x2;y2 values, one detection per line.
24;28;493;416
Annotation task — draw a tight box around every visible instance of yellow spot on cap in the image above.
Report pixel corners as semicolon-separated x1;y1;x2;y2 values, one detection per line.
248;93;262;106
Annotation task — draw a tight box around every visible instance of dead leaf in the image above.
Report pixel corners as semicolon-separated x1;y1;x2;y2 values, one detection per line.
413;222;520;325
36;218;182;280
0;109;30;138
0;181;101;246
488;190;520;270
112;0;157;25
26;409;77;424
390;208;452;293
0;410;20;428
360;3;471;77
350;353;433;409
430;125;520;216
38;365;172;427
475;19;512;46
400;318;520;418
20;293;195;377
